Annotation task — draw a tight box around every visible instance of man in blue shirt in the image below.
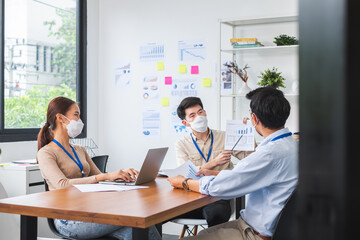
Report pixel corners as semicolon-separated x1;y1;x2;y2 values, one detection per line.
168;87;298;240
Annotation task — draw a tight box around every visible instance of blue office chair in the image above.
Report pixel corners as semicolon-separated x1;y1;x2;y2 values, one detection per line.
92;155;109;173
43;180;116;240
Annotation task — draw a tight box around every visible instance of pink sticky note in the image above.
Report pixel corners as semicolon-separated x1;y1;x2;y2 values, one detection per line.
165;76;172;85
191;66;199;74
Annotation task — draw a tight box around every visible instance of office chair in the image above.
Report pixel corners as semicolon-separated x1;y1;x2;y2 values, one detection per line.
92;155;109;173
43;180;116;240
272;187;298;240
171;218;208;239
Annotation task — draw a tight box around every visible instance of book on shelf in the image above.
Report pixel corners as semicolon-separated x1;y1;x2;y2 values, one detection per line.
233;43;263;48
230;38;257;42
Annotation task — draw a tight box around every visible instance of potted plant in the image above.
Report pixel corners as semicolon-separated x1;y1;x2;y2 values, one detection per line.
223;61;251;94
273;34;298;46
258;67;286;89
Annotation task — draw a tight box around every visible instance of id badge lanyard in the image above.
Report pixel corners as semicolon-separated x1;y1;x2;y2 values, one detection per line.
190;130;214;163
52;139;85;177
271;132;292;142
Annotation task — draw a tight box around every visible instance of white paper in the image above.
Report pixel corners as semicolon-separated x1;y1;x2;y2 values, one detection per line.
178;39;206;62
171;78;198;98
73;184;149;193
142;109;161;137
140;42;165;62
170;104;189;135
114;61;131;89
162;160;202;179
225;120;255;151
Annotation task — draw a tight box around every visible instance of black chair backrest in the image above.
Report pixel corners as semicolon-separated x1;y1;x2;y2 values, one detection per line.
272;187;299;240
92;155;109;173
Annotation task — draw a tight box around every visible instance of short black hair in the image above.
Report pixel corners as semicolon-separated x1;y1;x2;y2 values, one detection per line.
177;97;204;120
246;87;290;129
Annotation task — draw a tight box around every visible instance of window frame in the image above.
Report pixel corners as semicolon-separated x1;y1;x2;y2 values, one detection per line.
0;0;87;142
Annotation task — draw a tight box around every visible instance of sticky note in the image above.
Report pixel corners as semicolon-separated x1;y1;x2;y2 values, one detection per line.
157;62;164;71
161;97;169;106
179;64;187;73
191;66;199;74
202;78;212;87
165;76;172;85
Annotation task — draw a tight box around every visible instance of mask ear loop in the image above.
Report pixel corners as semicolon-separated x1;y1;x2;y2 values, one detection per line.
252;113;259;128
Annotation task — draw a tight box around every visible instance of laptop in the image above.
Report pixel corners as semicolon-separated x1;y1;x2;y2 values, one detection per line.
99;147;168;186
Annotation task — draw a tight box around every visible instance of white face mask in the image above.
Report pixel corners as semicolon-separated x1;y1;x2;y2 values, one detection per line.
62;115;84;138
187;115;208;133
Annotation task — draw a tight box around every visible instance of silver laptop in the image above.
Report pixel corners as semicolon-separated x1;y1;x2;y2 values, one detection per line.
99;147;168;186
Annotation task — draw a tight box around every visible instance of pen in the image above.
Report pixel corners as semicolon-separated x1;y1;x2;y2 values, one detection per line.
231;135;243;151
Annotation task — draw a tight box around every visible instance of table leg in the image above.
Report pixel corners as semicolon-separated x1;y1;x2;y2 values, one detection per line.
132;227;149;240
20;215;37;240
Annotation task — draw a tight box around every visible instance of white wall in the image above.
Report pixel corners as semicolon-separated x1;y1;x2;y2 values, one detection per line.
97;0;298;172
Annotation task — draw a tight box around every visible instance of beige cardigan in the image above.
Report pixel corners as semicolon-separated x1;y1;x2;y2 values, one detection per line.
37;144;101;190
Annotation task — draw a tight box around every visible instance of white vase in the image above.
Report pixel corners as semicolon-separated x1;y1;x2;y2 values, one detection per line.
239;82;252;95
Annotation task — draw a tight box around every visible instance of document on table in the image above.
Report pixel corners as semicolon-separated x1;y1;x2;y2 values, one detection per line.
73;184;149;192
162;160;202;179
225;120;255;151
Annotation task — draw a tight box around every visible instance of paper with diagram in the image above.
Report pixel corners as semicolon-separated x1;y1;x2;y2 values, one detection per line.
225;120;255;151
162;160;202;179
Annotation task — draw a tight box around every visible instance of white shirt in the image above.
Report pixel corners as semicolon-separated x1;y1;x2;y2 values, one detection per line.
199;128;298;237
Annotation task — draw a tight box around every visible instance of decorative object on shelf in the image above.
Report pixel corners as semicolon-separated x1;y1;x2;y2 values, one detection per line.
273;34;298;46
230;38;263;48
257;67;286;89
223;61;252;94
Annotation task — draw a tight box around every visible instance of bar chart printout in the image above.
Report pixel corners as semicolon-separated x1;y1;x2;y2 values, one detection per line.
225;120;255;151
140;42;165;62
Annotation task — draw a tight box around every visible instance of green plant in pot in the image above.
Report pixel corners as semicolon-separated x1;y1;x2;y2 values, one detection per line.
258;67;285;89
273;34;298;46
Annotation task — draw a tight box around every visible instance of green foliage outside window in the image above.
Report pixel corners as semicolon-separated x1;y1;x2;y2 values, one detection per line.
5;84;76;128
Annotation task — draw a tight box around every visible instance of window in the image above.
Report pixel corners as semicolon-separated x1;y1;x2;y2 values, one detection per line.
0;0;87;142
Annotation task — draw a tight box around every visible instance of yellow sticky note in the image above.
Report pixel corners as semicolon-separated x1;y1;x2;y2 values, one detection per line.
157;62;164;71
161;97;169;106
179;64;187;73
203;78;212;87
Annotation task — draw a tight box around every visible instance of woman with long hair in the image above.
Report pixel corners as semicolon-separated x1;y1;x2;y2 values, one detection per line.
37;96;161;240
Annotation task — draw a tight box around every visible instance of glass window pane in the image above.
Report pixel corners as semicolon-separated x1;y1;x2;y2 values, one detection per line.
4;0;77;129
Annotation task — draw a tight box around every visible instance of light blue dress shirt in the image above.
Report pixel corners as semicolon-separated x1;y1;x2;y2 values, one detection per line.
199;128;298;237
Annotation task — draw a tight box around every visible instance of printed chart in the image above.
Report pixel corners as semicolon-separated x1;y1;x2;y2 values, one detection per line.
178;40;206;62
225;120;255;151
140;42;165;62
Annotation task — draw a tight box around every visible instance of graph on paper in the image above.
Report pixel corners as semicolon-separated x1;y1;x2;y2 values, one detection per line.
178;39;206;62
140;42;165;62
225;120;255;151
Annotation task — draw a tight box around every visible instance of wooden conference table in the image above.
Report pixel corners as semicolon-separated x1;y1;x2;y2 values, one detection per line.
0;177;218;240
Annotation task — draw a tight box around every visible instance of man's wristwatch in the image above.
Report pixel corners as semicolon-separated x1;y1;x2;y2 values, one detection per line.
182;178;191;191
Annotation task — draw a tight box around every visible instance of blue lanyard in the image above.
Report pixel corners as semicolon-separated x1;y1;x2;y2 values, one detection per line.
52;139;85;177
190;130;214;163
271;132;292;142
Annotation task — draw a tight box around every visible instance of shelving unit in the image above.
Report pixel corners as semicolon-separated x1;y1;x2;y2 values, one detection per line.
217;15;299;131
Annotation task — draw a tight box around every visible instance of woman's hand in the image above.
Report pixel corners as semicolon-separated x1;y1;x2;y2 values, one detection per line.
167;175;186;189
97;168;139;182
